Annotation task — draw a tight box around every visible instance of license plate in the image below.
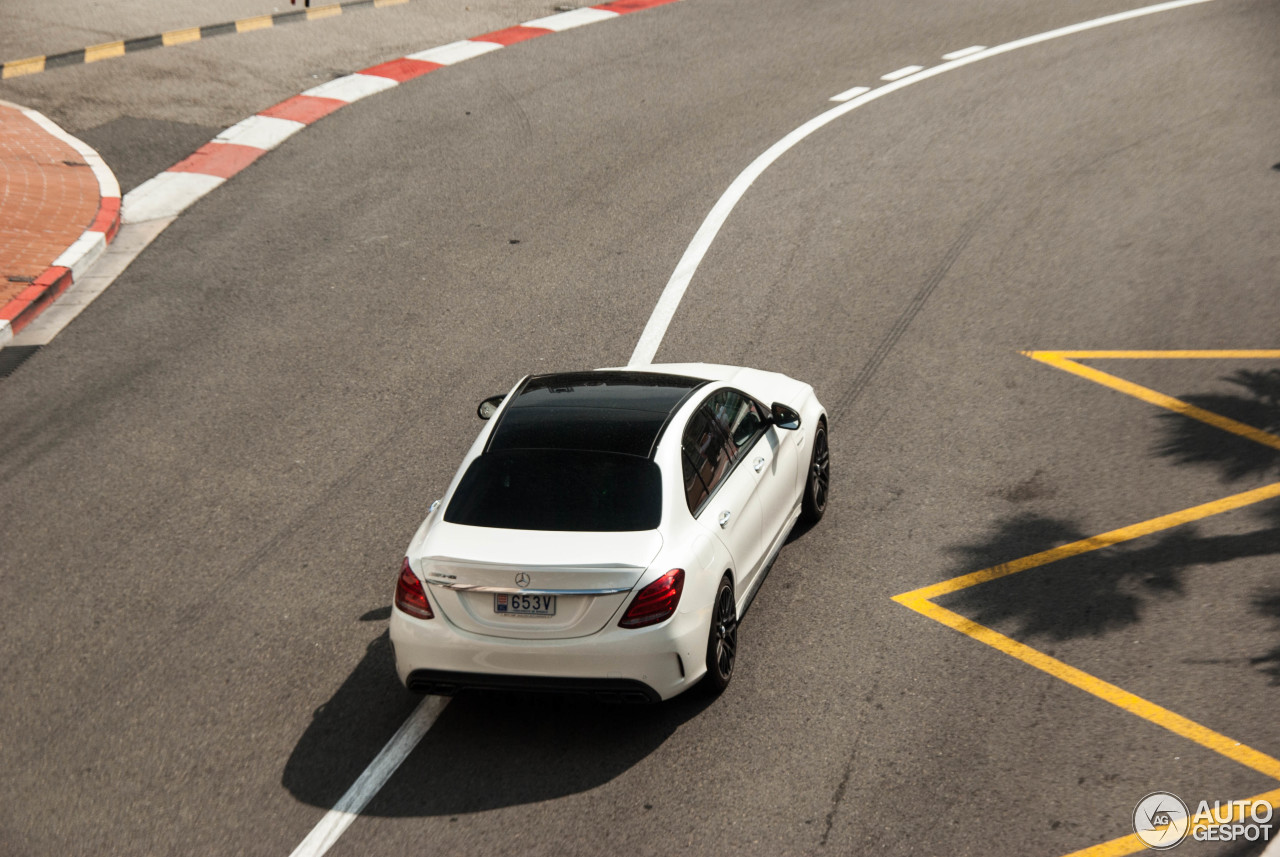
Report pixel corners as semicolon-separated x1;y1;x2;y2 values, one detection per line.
494;593;556;616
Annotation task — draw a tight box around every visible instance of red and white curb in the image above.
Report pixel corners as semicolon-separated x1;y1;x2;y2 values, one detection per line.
0;102;121;347
7;0;677;348
124;0;678;224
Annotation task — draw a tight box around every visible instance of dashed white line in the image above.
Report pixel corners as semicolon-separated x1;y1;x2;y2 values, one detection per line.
627;0;1217;366
880;64;925;81
942;45;987;60
830;85;870;103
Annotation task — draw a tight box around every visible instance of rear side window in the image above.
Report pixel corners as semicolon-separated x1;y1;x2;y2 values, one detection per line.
445;450;661;531
681;405;735;516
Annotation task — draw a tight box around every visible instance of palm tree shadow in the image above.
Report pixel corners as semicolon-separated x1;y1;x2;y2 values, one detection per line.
1249;583;1280;686
281;627;714;816
935;360;1280;674
1154;367;1280;686
935;513;1199;642
939;510;1280;645
1154;368;1280;482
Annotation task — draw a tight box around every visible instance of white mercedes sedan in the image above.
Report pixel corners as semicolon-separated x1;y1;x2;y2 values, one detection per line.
390;364;828;702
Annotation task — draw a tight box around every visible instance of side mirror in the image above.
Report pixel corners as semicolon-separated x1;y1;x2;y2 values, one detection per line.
769;402;802;430
477;394;506;420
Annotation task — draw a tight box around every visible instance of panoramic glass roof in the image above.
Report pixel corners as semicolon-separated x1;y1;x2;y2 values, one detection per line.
487;371;705;458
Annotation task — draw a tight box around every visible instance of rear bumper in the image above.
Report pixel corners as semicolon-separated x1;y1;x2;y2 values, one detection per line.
405;668;661;703
390;599;710;701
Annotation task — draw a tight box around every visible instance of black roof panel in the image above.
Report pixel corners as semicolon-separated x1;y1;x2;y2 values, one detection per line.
488;371;705;457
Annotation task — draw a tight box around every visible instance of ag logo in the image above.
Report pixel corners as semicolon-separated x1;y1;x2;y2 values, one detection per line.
1134;792;1190;850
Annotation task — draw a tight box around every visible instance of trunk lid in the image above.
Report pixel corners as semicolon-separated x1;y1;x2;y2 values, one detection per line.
416;523;662;639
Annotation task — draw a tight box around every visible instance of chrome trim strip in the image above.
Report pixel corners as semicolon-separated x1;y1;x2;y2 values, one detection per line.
425;581;633;596
423;556;645;571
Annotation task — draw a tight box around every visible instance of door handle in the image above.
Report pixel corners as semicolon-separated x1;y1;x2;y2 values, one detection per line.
753;456;766;473
718;510;731;528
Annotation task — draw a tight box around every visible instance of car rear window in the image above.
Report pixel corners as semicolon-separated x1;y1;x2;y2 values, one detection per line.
444;449;662;531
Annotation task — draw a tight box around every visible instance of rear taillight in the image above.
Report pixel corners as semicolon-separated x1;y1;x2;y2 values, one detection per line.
395;557;434;620
619;569;684;629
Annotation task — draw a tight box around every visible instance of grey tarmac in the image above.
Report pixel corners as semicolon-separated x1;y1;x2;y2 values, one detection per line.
1;0;1278;856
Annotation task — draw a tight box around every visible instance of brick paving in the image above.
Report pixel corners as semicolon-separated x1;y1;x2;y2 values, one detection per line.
0;102;101;308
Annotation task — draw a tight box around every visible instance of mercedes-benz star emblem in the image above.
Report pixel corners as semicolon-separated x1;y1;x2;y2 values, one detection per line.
515;572;531;588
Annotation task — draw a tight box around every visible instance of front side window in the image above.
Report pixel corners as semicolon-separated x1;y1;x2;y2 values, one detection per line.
706;389;767;452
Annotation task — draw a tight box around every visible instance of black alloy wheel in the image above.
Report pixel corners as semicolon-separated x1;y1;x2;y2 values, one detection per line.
704;577;738;694
801;421;829;524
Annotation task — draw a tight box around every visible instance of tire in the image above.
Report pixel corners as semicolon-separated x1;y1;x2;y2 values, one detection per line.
800;420;829;524
702;576;738;695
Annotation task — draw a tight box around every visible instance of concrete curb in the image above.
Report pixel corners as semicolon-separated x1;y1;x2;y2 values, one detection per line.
0;101;121;347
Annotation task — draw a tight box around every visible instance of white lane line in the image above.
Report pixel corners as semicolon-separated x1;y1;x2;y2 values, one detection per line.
288;696;449;857
829;85;870;103
627;0;1216;366
881;64;925;81
942;45;986;60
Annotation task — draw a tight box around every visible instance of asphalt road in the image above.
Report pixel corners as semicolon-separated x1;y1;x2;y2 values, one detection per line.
2;0;1279;855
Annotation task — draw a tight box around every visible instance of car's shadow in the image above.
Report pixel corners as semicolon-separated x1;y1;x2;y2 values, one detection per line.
282;621;714;815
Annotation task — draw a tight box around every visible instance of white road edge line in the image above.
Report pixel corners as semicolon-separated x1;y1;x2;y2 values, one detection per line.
626;0;1217;366
288;696;449;857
